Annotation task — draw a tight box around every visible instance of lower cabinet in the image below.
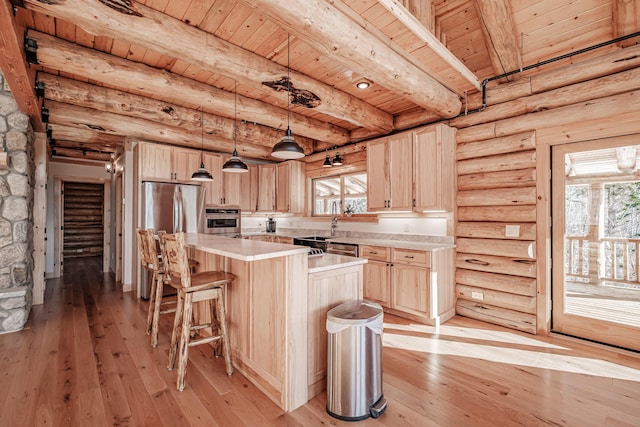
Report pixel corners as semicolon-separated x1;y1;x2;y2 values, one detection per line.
361;244;455;324
307;265;363;399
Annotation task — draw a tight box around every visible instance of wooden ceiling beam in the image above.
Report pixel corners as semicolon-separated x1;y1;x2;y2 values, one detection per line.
474;0;521;77
19;0;393;133
239;0;462;117
50;146;112;162
44;100;276;160
48;124;124;147
377;0;480;91
0;0;43;131
28;30;346;145
613;0;640;48
37;73;315;156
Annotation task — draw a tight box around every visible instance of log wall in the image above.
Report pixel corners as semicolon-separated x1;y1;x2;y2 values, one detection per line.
453;45;640;334
63;182;104;259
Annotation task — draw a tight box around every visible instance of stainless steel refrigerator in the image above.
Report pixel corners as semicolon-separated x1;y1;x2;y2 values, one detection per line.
140;181;205;299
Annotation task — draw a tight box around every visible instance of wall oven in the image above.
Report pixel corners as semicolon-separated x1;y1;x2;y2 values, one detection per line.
204;207;241;236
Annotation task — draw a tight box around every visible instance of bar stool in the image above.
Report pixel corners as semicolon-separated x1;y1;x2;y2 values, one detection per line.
136;228;168;347
158;231;236;391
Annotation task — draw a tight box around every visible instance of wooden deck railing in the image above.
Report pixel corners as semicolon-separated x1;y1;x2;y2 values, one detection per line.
565;236;639;285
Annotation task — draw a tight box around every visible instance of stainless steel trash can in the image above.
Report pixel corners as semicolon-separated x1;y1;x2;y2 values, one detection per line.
326;300;387;421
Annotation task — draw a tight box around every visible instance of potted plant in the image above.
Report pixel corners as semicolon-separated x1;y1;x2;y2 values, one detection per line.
343;205;354;217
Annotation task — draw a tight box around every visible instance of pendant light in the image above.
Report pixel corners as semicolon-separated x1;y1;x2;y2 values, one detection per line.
323;154;332;167
271;34;305;159
191;108;214;181
223;81;249;173
332;152;343;166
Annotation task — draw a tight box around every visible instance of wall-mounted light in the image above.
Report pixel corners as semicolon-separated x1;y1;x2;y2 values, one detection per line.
322;145;345;168
105;161;115;174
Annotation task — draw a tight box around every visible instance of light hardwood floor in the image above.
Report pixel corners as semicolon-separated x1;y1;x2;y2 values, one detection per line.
1;256;639;426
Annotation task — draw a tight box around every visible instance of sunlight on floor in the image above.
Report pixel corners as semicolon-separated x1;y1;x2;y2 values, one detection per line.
382;323;640;382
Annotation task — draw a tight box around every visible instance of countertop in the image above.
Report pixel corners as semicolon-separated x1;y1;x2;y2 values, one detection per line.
241;230;455;251
183;233;308;261
307;253;367;274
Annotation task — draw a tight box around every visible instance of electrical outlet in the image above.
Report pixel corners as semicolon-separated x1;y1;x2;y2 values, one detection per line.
471;291;484;300
505;225;520;238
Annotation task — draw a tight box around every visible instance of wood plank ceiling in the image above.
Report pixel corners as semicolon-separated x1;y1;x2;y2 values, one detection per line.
0;0;638;163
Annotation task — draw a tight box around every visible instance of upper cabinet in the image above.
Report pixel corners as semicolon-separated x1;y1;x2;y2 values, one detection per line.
276;161;305;214
257;164;276;212
138;142;200;183
413;124;456;212
202;152;224;206
367;133;413;211
367;123;455;213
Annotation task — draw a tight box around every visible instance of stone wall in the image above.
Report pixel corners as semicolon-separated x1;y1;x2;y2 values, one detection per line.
0;71;34;334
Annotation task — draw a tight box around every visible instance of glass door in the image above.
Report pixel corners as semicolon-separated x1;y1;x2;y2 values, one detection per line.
552;138;640;351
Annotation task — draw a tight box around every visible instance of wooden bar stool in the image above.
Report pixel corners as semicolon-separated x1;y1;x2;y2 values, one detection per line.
158;231;236;391
136;227;169;347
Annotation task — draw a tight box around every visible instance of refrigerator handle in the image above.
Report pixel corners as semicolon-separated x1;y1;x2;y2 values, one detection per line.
174;187;184;233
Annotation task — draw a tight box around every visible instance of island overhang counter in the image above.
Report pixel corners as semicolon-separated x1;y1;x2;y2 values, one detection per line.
182;233;366;412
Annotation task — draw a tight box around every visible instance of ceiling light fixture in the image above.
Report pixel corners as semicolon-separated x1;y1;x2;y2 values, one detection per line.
271;34;305;159
356;80;371;89
223;81;249;173
191;109;214;182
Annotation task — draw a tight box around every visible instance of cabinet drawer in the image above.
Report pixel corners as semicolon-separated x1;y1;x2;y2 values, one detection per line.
392;248;430;267
359;245;390;262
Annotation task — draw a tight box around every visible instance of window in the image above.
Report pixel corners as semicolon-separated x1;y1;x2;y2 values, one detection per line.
313;173;367;216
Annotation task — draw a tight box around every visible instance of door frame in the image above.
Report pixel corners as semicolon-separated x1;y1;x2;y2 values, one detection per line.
54;177;111;276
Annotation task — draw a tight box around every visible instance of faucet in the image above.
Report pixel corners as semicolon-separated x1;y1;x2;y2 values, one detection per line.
330;201;338;237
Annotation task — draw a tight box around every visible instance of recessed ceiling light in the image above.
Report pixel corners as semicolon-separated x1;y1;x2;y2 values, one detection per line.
356;80;371;89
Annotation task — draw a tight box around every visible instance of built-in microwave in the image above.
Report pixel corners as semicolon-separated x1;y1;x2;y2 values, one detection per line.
204;207;241;236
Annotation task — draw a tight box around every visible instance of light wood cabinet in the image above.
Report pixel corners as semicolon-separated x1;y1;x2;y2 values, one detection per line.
203;152;224;205
257;164;276;212
361;244;455;324
366;123;455;212
367;133;413;211
307;264;363;398
276;161;305;214
138;142;200;183
202;154;256;208
413;124;456;211
360;245;391;307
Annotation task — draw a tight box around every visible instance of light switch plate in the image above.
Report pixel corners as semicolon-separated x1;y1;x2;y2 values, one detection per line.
471;291;484;300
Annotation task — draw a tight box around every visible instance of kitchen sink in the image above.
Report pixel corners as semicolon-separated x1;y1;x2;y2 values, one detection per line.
295;236;329;241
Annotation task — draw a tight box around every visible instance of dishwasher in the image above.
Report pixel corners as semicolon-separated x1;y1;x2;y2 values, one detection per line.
326;241;359;257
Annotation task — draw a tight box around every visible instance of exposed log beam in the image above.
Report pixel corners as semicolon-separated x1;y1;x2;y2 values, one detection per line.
376;0;480;90
48;124;124;148
613;0;640;48
51;146;112;162
19;0;393;133
401;0;435;32
37;73;314;156
239;0;462;117
45;100;275;159
474;0;521;77
0;0;43;131
28;30;346;145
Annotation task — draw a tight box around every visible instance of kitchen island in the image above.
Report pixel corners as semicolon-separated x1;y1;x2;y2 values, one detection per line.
182;233;366;411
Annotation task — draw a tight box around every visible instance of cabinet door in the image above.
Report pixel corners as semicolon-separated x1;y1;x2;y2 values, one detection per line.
276;162;290;213
172;147;202;182
392;264;429;318
243;164;259;212
363;260;390;307
414;124;455;211
203;153;224;205
257;164;276;212
222;156;243;207
367;139;390;211
139;143;173;181
388;132;413;210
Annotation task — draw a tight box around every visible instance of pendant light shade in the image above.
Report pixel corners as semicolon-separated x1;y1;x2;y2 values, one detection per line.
191;109;214;182
323;154;332;167
223;81;249;173
332;152;343;166
272;34;305;160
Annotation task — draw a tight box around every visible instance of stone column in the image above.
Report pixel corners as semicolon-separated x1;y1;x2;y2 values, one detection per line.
0;71;34;333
